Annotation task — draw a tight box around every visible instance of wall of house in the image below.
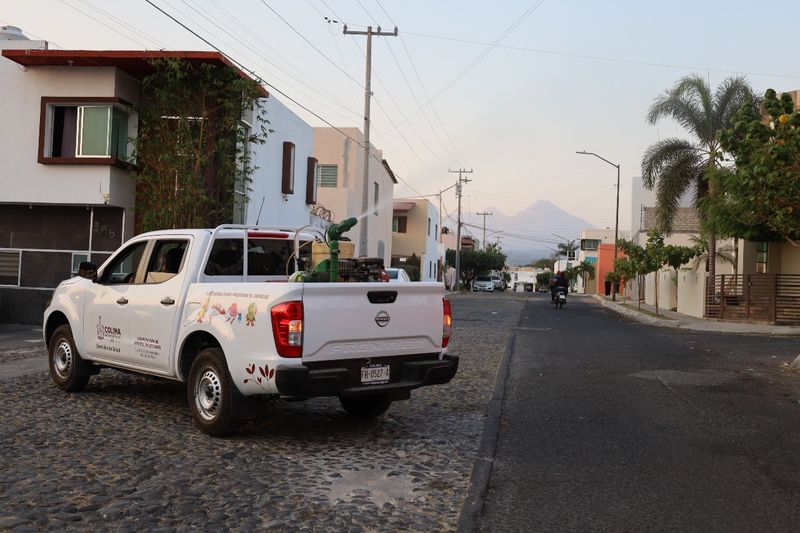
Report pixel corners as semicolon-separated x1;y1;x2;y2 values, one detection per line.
657;269;678;311
0;51;138;208
780;243;800;274
677;270;706;318
596;244;624;295
390;200;441;281
312;127;393;265
247;95;314;228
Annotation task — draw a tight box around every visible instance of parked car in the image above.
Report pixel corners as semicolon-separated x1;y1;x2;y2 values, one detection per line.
491;275;505;291
385;267;412;283
472;276;494;292
43;224;458;436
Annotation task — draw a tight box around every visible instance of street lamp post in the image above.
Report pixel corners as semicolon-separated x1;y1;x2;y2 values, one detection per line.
576;150;621;301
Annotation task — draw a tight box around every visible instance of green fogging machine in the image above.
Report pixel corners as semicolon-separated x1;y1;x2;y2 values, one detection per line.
293;217;387;283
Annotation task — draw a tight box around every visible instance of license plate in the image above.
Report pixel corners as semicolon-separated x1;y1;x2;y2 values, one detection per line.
361;364;390;385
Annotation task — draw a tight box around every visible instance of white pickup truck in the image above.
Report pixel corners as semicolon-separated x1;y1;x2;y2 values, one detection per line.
43;225;457;436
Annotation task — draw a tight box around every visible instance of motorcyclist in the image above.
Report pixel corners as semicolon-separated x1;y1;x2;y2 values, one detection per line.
550;271;569;302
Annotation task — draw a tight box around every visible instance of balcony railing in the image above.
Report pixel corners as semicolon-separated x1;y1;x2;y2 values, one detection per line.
704;274;800;325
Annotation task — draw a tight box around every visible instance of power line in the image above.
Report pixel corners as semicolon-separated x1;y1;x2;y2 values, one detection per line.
258;0;363;88
59;0;153;48
73;0;169;49
403;30;800;81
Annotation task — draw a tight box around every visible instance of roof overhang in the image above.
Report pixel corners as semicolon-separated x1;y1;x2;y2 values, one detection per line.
393;201;416;212
1;49;268;97
382;158;398;184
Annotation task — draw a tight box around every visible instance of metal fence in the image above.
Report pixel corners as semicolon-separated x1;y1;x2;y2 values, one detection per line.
704;274;800;325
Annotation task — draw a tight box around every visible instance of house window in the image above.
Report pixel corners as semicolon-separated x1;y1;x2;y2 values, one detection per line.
373;182;379;215
306;157;318;204
281;141;295;194
392;216;407;233
756;242;768;273
581;239;600;251
0;250;21;286
316;165;338;187
46;103;128;159
427;218;431;236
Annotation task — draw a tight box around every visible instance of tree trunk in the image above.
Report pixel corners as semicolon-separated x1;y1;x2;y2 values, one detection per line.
733;238;739;278
654;270;660;317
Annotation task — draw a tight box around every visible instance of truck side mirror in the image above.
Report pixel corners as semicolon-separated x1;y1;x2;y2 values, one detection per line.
78;261;98;281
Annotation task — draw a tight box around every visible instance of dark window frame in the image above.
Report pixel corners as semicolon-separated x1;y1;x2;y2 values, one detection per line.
281;141;295;194
306;157;317;204
38;96;133;168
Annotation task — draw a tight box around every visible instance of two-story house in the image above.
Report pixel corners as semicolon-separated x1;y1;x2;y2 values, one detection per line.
0;27;319;324
391;199;442;282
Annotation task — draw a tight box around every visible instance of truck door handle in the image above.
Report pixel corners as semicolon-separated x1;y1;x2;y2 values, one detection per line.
116;297;129;305
367;291;397;304
161;297;175;306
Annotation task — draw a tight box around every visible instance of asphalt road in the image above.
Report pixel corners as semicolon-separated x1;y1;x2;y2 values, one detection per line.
479;294;800;532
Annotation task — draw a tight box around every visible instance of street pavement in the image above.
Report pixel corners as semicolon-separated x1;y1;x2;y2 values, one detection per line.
0;293;523;532
478;295;800;532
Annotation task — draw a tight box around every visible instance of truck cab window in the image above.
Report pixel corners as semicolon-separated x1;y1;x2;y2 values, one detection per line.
145;240;188;284
205;239;244;276
99;241;147;284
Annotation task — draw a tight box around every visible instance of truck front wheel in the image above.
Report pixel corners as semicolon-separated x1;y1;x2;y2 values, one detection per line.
339;394;392;418
188;348;239;437
48;324;91;392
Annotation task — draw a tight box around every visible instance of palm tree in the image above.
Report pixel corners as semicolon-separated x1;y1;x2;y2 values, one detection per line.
573;260;595;292
641;75;755;279
556;241;578;262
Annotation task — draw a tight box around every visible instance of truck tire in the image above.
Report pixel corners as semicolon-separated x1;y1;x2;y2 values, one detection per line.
340;394;392;418
48;324;91;392
187;348;239;437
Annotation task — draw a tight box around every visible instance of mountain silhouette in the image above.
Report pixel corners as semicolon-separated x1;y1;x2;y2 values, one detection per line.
461;200;595;265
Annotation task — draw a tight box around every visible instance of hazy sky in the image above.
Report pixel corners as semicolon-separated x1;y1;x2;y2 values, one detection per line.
4;0;799;232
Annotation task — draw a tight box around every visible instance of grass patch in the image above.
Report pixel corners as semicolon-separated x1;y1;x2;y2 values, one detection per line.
621;303;676;320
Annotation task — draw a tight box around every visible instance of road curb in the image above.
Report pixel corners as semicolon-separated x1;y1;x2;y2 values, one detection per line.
592;295;684;329
456;298;525;532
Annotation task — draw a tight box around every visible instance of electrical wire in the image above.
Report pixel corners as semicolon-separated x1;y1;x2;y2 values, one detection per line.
59;0;154;49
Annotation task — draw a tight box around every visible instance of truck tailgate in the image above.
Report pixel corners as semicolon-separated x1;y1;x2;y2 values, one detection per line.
301;282;444;362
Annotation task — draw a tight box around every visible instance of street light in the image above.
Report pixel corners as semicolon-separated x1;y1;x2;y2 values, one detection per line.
576;150;621;301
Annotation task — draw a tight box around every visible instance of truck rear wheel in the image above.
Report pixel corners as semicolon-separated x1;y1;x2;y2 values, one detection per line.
188;348;239;437
339;394;392;418
48;324;91;392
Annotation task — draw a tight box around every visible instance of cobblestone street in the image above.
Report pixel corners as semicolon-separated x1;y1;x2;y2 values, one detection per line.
0;293;523;532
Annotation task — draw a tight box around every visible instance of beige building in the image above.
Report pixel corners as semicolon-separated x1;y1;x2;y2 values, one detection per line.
312;127;396;265
391;199;442;281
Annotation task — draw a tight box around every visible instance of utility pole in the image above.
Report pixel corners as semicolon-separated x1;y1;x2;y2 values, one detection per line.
449;168;473;291
476;211;493;250
344;24;397;257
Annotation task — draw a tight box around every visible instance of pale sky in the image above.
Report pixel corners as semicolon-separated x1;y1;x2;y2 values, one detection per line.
4;0;799;233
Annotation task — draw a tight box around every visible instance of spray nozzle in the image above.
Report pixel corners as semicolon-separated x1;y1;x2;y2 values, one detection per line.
327;217;358;242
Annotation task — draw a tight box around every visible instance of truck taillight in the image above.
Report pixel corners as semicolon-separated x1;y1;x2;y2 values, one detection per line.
442;298;452;348
271;301;303;357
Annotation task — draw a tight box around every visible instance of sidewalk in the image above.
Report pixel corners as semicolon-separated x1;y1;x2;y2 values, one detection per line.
593;294;800;336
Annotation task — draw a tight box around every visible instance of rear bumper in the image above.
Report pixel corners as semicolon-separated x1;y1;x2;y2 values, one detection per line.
275;354;459;400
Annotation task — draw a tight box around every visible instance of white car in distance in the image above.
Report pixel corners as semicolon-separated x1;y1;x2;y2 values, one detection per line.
385;267;412;283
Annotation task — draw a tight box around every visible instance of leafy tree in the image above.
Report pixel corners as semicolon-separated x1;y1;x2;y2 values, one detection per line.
707;89;800;247
617;230;699;315
530;258;553;270
445;249;506;289
133;58;268;232
536;271;552;289
641;74;755;278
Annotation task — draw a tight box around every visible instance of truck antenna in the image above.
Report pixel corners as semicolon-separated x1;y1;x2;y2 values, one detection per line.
255;197;265;225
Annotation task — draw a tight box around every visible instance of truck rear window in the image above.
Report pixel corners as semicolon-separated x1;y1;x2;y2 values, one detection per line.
204;238;310;276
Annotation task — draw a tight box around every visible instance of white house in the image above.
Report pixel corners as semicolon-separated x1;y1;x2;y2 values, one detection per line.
0;27;318;324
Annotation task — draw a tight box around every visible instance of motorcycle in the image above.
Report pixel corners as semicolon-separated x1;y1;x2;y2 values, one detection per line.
553;287;567;309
